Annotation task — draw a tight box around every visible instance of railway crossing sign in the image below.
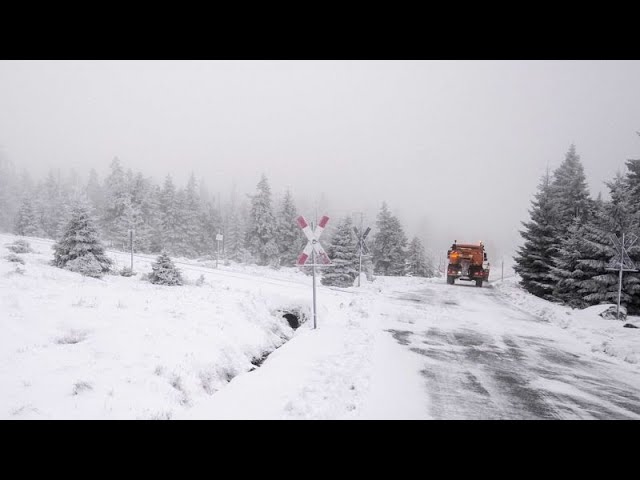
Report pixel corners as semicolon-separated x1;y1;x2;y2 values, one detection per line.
606;233;638;272
354;226;371;255
296;214;331;330
296;215;332;266
606;232;638;320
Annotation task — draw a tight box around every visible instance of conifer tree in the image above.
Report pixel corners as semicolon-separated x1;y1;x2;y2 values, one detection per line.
245;174;278;266
549;144;592;236
14;196;41;237
513;171;558;299
321;216;358;287
159;174;181;255
406;236;432;277
52;202;112;278
275;189;305;266
372;202;408;276
549;218;590;307
148;252;183;286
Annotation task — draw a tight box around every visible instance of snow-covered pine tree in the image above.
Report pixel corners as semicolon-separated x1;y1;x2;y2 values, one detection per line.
177;173;204;257
275;189;305;267
576;174;640;312
372;202;408;276
102;158;130;246
549;218;590;308
549;144;592;236
245;174;278;266
513;171;559;299
52;202;112;278
0;151;20;233
85;168;105;218
406;236;432;277
321;216;358;287
159;174;182;255
14;196;41;237
148;252;183;286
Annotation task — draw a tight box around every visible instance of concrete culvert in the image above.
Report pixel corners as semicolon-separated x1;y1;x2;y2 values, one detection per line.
283;312;300;329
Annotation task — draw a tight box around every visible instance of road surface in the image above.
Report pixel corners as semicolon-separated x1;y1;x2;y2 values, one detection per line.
383;280;640;419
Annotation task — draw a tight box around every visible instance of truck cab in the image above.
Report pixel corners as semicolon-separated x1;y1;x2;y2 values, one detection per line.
446;241;490;287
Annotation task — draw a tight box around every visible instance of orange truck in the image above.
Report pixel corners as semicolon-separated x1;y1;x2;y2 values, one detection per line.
446;241;490;287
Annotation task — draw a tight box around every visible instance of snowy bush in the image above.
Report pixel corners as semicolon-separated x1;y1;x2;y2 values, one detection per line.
65;254;106;278
5;253;25;264
7;239;32;254
148;253;183;286
119;267;135;277
195;274;206;286
53;204;112;278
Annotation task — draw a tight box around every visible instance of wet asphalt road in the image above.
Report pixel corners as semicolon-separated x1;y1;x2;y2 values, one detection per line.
385;282;640;419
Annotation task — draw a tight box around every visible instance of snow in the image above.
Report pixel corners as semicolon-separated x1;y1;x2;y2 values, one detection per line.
3;231;640;419
492;277;640;366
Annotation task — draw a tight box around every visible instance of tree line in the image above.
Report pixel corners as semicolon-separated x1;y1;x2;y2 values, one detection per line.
0;155;435;284
514;139;640;314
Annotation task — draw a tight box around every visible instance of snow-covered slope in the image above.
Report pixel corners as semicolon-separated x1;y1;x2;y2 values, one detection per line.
3;232;640;419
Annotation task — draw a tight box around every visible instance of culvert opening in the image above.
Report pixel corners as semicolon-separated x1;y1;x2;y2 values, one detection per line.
283;313;300;329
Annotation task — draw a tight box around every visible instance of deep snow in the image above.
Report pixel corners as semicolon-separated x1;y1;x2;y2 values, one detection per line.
2;232;640;419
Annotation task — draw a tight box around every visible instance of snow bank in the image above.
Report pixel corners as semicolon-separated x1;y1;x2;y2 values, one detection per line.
0;234;313;419
492;277;640;366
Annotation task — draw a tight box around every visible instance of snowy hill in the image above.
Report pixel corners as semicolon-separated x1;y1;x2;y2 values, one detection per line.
3;232;640;419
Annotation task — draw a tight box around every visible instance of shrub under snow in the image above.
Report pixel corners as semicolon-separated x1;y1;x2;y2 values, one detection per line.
148;253;183;286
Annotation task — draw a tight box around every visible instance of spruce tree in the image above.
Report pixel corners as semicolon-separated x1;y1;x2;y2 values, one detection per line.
321;216;358;287
549;144;592;235
102;158;130;245
275;189;305;267
14;196;41;237
372;202;408;276
180;173;205;257
513;171;558;299
245;174;278;266
576;174;640;311
549;218;590;308
52;202;112;278
159;175;182;255
148;252;183;286
406;236;432;277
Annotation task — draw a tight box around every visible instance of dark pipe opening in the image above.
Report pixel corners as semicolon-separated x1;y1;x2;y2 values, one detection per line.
283;313;300;329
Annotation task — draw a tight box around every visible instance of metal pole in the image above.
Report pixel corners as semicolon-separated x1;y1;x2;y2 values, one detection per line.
358;212;363;287
312;222;317;330
618;232;624;320
130;229;134;271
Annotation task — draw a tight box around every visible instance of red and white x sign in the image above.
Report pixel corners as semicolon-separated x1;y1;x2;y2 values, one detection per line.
296;215;332;266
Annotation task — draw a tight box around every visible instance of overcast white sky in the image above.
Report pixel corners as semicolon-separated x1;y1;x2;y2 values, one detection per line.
1;60;640;262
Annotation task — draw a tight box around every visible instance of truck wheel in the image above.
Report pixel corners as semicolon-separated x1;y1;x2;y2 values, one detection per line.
475;279;483;287
447;276;455;285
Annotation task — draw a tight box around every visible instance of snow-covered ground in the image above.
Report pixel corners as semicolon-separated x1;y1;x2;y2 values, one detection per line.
2;232;640;419
493;277;640;366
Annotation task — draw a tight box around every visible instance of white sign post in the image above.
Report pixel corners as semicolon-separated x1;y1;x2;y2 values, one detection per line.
215;233;223;269
353;225;371;287
296;215;331;329
128;228;134;271
606;232;638;320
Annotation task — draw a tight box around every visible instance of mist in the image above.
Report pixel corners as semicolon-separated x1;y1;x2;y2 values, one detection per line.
2;60;640;264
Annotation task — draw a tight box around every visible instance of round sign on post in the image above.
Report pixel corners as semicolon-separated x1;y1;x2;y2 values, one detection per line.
216;234;223;242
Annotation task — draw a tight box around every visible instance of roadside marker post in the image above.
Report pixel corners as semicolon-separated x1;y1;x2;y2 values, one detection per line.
296;215;332;329
215;233;223;269
128;229;134;271
353;224;371;287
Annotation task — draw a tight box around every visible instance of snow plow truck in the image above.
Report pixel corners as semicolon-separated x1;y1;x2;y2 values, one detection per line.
446;241;490;287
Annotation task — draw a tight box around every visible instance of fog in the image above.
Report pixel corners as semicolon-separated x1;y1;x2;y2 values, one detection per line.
2;60;640;264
